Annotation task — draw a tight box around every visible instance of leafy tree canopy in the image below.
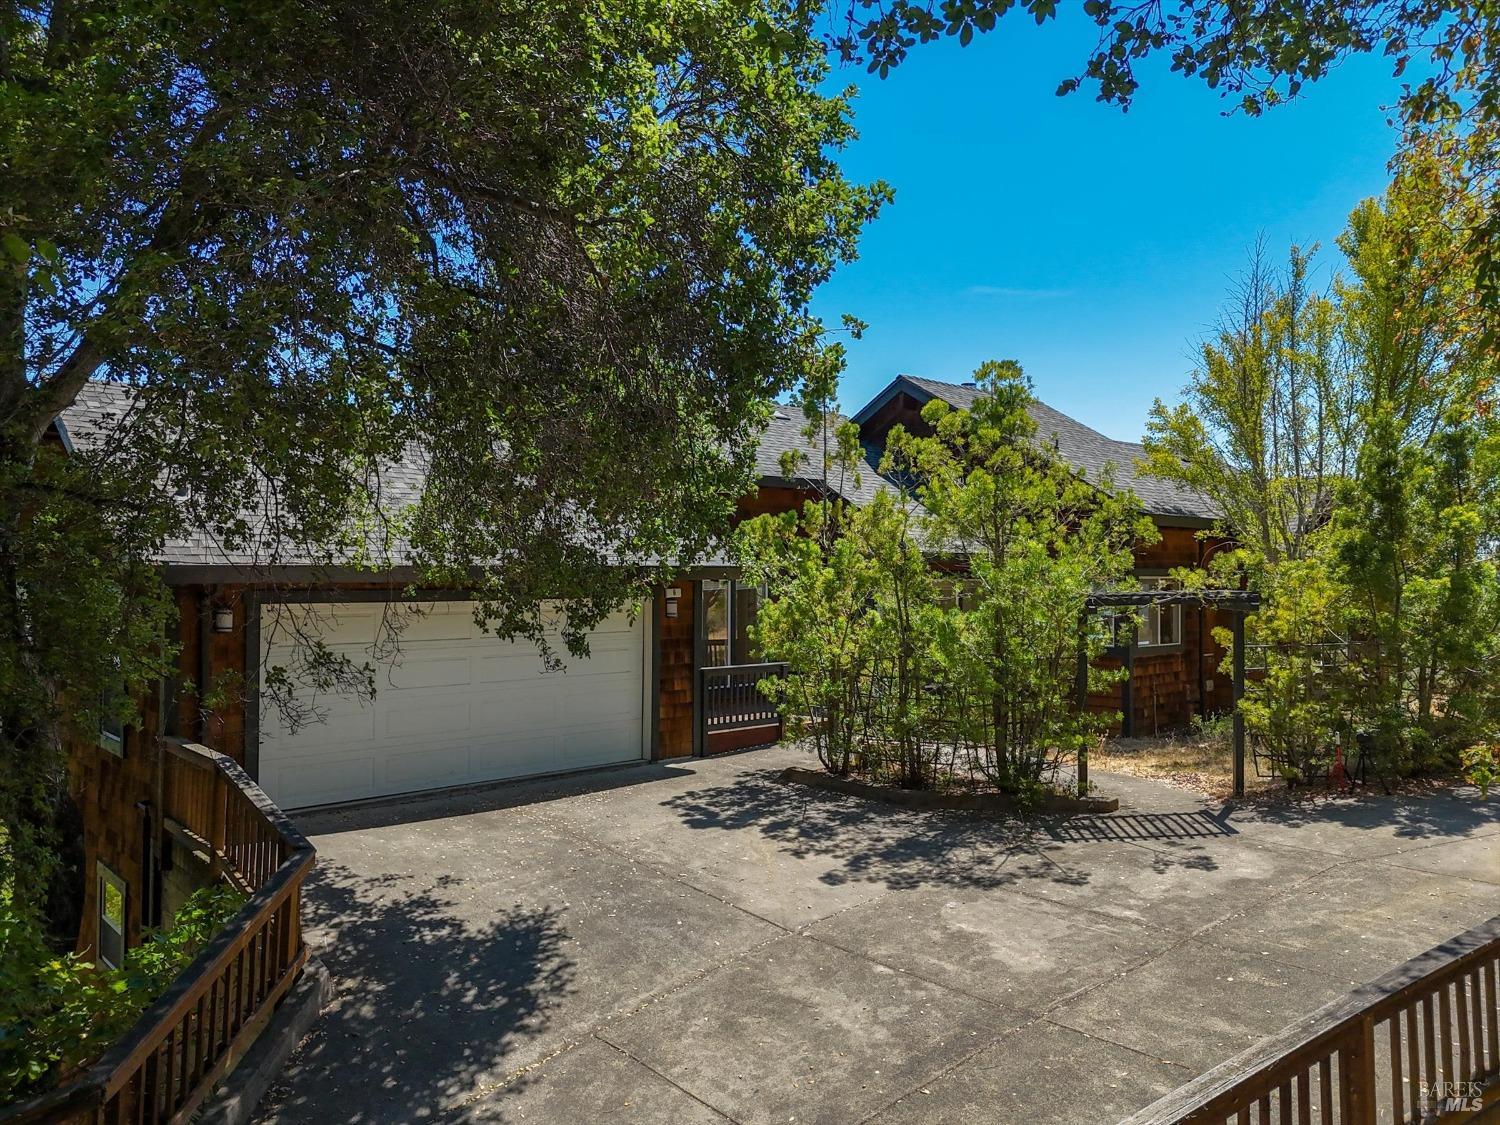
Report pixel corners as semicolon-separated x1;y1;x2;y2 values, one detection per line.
1142;172;1498;778
738;362;1147;793
0;0;886;920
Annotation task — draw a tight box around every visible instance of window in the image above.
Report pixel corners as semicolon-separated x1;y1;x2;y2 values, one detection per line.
732;582;762;664
701;579;763;666
702;579;730;666
934;578;979;611
96;862;127;969
98;662;125;757
1138;577;1182;649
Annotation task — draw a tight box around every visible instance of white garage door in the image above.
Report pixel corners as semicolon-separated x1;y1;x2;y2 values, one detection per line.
257;600;648;809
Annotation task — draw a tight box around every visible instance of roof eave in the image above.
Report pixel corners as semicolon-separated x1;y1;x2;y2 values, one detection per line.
1146;511;1219;530
47;415;76;455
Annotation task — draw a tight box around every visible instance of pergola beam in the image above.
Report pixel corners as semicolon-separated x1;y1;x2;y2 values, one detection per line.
1085;591;1262;610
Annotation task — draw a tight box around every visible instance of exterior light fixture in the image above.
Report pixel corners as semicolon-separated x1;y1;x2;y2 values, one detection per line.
212;606;235;634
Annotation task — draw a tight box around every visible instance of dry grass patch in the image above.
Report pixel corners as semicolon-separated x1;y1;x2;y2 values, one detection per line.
1093;729;1278;801
1094;730;1471;805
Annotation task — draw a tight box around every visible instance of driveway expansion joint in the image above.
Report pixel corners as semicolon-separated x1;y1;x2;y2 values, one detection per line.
254;746;1500;1124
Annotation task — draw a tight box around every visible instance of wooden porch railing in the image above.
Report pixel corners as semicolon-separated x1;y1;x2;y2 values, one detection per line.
3;739;315;1125
700;662;786;751
1123;915;1500;1124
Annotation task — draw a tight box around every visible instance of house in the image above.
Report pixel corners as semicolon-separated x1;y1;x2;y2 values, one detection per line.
849;374;1231;734
54;372;1222;961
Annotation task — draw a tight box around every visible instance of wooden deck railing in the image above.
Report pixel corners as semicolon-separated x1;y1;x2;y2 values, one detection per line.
702;662;786;732
1123;915;1500;1124
3;739;315;1125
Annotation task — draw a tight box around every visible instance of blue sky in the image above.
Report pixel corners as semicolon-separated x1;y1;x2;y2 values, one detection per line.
812;13;1409;441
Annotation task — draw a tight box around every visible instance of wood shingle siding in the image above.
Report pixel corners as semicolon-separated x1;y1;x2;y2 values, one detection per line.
656;581;697;758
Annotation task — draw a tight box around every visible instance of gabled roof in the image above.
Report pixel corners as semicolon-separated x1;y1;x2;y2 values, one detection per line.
851;374;1218;523
752;406;904;507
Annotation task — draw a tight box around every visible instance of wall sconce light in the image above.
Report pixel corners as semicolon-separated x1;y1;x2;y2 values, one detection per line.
212;606;235;634
664;587;681;619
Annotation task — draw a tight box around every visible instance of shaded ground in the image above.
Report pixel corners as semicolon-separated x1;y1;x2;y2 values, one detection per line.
254;745;1500;1125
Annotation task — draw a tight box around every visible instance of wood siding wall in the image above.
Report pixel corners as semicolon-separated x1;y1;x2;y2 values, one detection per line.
735;484;824;522
656;582;697;758
173;586;250;760
1087;527;1236;732
70;586;253;957
71;716;157;956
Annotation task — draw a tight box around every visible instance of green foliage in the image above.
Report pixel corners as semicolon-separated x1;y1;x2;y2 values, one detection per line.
0;448;174;920
1144;172;1498;783
0;0;884;921
0;884;245;1102
1461;744;1498;800
735;498;886;776
1228;556;1349;781
887;361;1148;788
1142;244;1358;566
738;362;1143;793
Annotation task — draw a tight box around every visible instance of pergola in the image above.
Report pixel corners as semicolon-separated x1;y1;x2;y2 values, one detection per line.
1076;589;1262;799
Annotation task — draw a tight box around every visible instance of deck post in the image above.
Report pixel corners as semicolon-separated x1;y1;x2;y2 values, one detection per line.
1076;607;1090;796
1232;609;1246;799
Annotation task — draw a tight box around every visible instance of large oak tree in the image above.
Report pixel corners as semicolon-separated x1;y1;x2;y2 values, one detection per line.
0;0;885;922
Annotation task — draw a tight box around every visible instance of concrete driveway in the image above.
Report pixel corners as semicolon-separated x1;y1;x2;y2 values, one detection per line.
255;745;1500;1124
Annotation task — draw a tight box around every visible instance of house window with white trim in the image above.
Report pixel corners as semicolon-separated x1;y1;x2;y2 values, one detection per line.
1138;577;1182;648
96;862;127;969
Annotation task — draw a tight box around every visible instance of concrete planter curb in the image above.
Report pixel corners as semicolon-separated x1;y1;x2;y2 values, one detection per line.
196;954;334;1125
779;766;1119;814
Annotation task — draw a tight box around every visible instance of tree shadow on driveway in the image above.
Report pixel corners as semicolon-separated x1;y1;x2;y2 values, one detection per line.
1225;785;1500;844
660;766;1100;893
255;863;574;1124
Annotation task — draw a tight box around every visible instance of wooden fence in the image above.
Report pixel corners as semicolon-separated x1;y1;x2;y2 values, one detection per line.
1123;915;1500;1124
3;740;315;1125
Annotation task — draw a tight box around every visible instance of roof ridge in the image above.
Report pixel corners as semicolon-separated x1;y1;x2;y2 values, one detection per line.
901;374;1130;447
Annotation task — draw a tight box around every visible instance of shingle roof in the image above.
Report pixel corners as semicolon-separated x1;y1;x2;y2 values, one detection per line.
876;375;1218;522
752;407;904;507
57;381;427;570
56;373;1214;577
59;382;800;574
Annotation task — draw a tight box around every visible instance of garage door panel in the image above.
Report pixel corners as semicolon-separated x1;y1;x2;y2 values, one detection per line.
469;735;559;779
472;691;558;735
383;744;471;789
383;654;473;691
260;699;376;743
559;670;639;711
572;636;640;668
266;755;378;809
394;607;475;644
264;605;381;640
559;725;641;767
259;599;645;809
384;698;474;740
475;651;553;685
